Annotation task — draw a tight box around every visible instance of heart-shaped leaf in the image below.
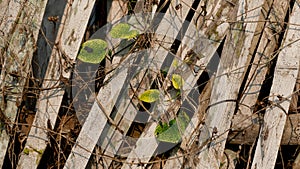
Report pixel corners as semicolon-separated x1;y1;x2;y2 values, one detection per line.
78;39;107;64
172;74;184;90
110;23;139;39
155;111;190;143
139;89;160;103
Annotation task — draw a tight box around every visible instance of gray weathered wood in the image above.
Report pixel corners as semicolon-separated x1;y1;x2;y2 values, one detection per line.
197;0;267;168
232;0;290;131
0;1;23;166
64;62;130;168
120;1;198;168
229;113;300;145
163;0;238;167
17;0;96;168
251;3;300;168
0;0;48;167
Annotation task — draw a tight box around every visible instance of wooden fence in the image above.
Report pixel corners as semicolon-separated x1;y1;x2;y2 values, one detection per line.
0;0;299;168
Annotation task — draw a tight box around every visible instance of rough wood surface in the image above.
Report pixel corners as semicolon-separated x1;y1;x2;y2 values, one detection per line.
65;1;143;168
229;113;300;145
16;0;96;168
0;0;298;168
232;0;290;131
0;0;48;167
119;1;199;168
162;0;240;167
197;0;267;168
107;0;128;23
251;2;300;168
64;62;130;169
100;48;168;168
0;0;23;166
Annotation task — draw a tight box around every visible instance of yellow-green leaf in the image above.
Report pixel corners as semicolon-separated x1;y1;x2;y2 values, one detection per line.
172;74;184;89
139;89;160;103
78;39;107;64
110;23;139;39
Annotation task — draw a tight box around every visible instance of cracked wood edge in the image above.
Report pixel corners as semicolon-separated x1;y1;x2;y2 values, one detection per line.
197;0;268;168
0;0;47;168
17;0;96;168
251;3;300;168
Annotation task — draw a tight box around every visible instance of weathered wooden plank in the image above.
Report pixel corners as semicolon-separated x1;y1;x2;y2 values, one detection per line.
229;113;300;145
107;0;128;23
119;1;199;168
163;76;215;168
0;0;22;59
0;0;48;168
162;0;239;167
120;0;236;167
251;3;300;168
16;0;96;168
99;48;167;168
197;0;268;168
65;1;152;168
232;0;290;131
64;61;130;169
0;0;23;166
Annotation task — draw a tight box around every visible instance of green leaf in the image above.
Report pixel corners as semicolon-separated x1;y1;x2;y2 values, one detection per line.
110;23;139;39
139;89;160;103
156;123;181;143
155;111;190;143
154;122;169;136
78;39;107;64
172;74;184;90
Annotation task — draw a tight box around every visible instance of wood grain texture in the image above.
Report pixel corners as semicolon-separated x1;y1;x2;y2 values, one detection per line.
120;1;200;168
229;113;300;145
232;0;290;131
0;0;48;167
197;0;267;168
17;0;96;168
0;0;23;166
251;2;300;168
163;0;238;168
